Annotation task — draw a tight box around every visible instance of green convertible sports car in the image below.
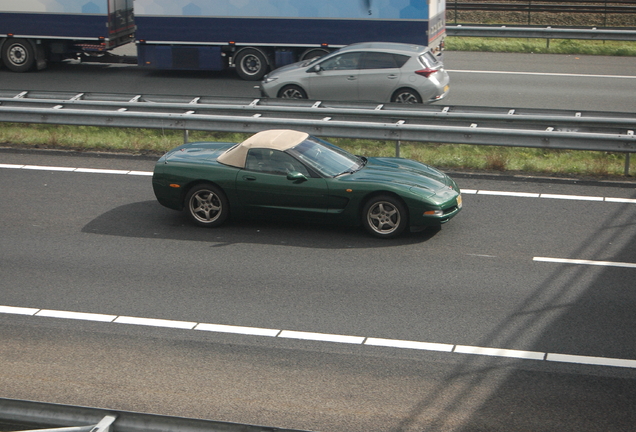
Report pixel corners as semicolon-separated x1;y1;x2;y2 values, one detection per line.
152;129;462;238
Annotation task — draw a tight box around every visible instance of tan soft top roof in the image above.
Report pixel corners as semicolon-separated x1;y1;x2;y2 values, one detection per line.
217;129;309;168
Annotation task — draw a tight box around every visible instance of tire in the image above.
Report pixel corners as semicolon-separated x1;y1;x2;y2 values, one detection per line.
362;195;408;239
391;88;422;104
278;85;307;99
300;48;330;61
3;39;35;72
235;48;269;81
185;184;229;227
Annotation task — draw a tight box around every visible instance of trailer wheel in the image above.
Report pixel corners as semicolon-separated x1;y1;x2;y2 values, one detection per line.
3;39;35;72
235;48;269;81
300;48;330;61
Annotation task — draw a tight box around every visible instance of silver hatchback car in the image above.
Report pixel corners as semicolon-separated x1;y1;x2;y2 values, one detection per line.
259;42;449;104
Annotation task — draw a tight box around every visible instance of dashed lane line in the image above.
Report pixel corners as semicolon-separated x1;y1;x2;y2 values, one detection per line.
534;256;636;269
0;163;153;176
2;163;635;204
447;70;636;80
1;304;635;370
462;189;636;203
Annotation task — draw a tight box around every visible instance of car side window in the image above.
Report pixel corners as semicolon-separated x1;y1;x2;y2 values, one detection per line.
245;148;310;176
319;52;361;71
360;52;408;69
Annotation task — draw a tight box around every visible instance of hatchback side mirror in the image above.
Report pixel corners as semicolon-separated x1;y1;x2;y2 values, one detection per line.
308;64;322;73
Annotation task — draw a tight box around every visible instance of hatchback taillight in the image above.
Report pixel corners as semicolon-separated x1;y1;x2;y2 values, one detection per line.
415;68;437;78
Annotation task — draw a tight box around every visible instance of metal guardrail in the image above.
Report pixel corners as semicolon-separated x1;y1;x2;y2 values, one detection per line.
447;24;636;40
0;90;634;174
0;398;309;432
451;0;636;15
449;0;636;26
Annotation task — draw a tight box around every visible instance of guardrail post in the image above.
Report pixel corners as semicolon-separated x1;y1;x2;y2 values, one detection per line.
395;141;401;158
184;129;189;144
626;153;631;176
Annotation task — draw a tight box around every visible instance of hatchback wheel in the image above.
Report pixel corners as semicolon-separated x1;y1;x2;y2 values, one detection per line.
362;195;408;239
278;85;307;99
391;88;422;104
185;184;229;227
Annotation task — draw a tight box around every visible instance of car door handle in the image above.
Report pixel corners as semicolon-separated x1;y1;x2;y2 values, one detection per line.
387;75;398;79
242;175;257;181
347;76;356;80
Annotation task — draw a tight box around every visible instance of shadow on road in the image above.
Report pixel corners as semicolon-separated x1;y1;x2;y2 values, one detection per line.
81;200;442;249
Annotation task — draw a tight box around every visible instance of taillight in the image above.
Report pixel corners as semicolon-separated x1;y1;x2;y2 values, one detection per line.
415;68;437;78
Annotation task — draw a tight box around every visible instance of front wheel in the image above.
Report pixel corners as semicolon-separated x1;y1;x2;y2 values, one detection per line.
235;48;269;81
278;85;307;99
362;195;408;239
3;39;35;72
185;184;229;227
391;88;422;104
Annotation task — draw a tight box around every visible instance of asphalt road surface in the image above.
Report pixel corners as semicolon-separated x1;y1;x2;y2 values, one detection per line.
0;51;635;112
1;149;635;432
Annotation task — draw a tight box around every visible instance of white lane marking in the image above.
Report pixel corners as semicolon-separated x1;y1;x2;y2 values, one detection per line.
196;323;280;337
478;190;540;198
448;70;636;80
75;168;131;175
0;163;153;176
128;170;154;176
547;353;636;369
36;309;117;322
365;337;454;352
534;257;636;269
454;345;545;360
2;304;636;369
605;197;636;203
279;330;365;344
2;163;635;203
0;305;39;315
23;165;75;172
114;316;197;329
540;193;604;201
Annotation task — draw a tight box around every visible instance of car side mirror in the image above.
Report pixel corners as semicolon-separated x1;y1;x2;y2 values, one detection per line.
287;171;308;182
308;64;322;73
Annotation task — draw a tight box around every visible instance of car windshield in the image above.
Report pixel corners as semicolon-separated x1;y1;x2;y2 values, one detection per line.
288;136;364;177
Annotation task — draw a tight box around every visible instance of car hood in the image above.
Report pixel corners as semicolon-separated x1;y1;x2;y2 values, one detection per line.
263;59;314;80
347;157;454;195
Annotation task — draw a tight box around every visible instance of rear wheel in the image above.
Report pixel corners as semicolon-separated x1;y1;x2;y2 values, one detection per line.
278;85;307;99
391;88;422;104
235;48;269;81
300;48;330;61
3;39;35;72
362;195;408;239
185;184;229;227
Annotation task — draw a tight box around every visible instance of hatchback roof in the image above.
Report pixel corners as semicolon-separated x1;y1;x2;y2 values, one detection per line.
338;42;428;55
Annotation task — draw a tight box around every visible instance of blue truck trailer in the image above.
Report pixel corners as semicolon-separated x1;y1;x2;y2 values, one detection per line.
1;0;445;80
134;0;447;80
0;0;134;71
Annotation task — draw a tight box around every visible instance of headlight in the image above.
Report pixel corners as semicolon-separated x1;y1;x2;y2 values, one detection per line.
262;76;279;84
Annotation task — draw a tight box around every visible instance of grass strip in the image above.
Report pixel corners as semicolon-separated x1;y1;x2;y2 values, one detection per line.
0;123;631;178
446;37;636;56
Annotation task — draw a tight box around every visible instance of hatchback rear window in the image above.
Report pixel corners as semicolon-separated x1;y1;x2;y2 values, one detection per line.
419;51;439;68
